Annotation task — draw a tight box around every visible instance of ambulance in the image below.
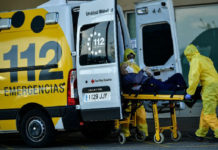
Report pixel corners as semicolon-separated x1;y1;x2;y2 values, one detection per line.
0;0;184;147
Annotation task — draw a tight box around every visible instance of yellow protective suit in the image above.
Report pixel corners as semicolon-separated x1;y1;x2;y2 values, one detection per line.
121;48;141;73
120;48;148;137
184;44;218;138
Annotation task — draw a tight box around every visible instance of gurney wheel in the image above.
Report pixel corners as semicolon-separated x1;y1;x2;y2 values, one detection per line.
118;133;126;144
171;130;182;142
135;130;146;142
154;133;164;144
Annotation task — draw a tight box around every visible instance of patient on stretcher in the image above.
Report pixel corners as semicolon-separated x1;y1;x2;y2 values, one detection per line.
121;61;186;93
120;49;187;113
120;49;186;93
121;63;186;111
121;68;186;92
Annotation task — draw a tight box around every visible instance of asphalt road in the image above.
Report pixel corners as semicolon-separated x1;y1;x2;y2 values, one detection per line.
0;131;218;150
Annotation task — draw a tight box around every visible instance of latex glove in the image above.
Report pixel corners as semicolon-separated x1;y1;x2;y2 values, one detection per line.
185;94;192;100
143;66;153;77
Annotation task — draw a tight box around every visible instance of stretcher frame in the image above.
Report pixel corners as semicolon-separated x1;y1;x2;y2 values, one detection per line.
115;101;146;144
116;93;184;144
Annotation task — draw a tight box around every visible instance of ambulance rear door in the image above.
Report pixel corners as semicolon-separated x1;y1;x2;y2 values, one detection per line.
135;0;182;81
76;0;122;121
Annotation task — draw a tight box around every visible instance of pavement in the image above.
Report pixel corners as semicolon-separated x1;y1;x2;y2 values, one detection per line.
0;117;218;150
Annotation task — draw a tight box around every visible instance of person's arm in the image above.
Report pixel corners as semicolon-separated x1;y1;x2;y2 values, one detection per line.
120;63;128;75
143;67;153;77
187;58;201;95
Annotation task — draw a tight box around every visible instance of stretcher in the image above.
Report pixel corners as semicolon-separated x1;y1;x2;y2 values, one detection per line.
115;90;185;144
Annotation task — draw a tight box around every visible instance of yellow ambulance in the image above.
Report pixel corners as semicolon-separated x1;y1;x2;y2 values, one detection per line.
0;0;82;147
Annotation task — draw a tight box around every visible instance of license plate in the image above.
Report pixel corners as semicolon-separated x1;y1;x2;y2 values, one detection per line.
84;92;111;102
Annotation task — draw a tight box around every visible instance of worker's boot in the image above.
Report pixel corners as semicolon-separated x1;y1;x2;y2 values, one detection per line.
195;136;204;142
188;132;205;142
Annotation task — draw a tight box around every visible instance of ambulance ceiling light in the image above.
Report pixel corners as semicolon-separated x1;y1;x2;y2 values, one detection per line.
136;7;148;15
45;12;59;25
0;18;11;30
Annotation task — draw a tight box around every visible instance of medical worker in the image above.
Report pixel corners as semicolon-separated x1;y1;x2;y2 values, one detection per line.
120;48;149;139
184;44;218;142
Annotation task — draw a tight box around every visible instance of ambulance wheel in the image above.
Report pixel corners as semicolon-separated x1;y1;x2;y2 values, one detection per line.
171;130;182;142
20;109;55;147
118;133;126;144
154;133;164;144
135;130;146;142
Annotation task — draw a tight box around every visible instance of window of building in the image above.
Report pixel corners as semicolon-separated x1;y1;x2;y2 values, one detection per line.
79;21;115;66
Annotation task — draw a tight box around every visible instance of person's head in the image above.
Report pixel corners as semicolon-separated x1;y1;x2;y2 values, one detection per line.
184;44;200;62
127;53;135;60
124;48;136;62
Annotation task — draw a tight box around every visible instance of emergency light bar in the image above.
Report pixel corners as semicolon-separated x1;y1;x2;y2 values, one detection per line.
0;18;11;30
45;12;59;25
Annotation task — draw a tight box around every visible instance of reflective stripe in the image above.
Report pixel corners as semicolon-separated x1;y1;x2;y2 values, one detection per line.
0;130;18;133
55;118;64;130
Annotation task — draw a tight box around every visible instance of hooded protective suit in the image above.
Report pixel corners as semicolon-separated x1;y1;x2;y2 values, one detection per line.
184;44;218;138
122;48;141;73
120;48;148;137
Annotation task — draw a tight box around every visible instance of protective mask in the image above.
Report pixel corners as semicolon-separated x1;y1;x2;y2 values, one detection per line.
128;59;135;63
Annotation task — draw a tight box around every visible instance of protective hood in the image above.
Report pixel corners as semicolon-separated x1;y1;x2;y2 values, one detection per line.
124;48;136;62
184;44;200;62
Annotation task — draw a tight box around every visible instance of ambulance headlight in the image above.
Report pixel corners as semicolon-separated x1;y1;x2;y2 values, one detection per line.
45;12;59;25
0;18;11;30
136;7;148;15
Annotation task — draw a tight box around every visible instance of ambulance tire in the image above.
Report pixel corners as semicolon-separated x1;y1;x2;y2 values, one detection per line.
81;121;113;139
20;109;55;147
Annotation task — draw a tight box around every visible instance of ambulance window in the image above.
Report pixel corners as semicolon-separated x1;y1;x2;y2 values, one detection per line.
79;21;115;65
142;23;173;66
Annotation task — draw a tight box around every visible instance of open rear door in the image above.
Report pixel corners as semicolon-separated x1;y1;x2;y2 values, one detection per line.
76;0;122;121
135;0;182;81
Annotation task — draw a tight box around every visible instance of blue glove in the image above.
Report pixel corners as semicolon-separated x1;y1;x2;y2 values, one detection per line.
185;94;192;100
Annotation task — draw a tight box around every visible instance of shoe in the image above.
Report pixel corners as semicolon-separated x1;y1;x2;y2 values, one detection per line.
188;132;204;142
